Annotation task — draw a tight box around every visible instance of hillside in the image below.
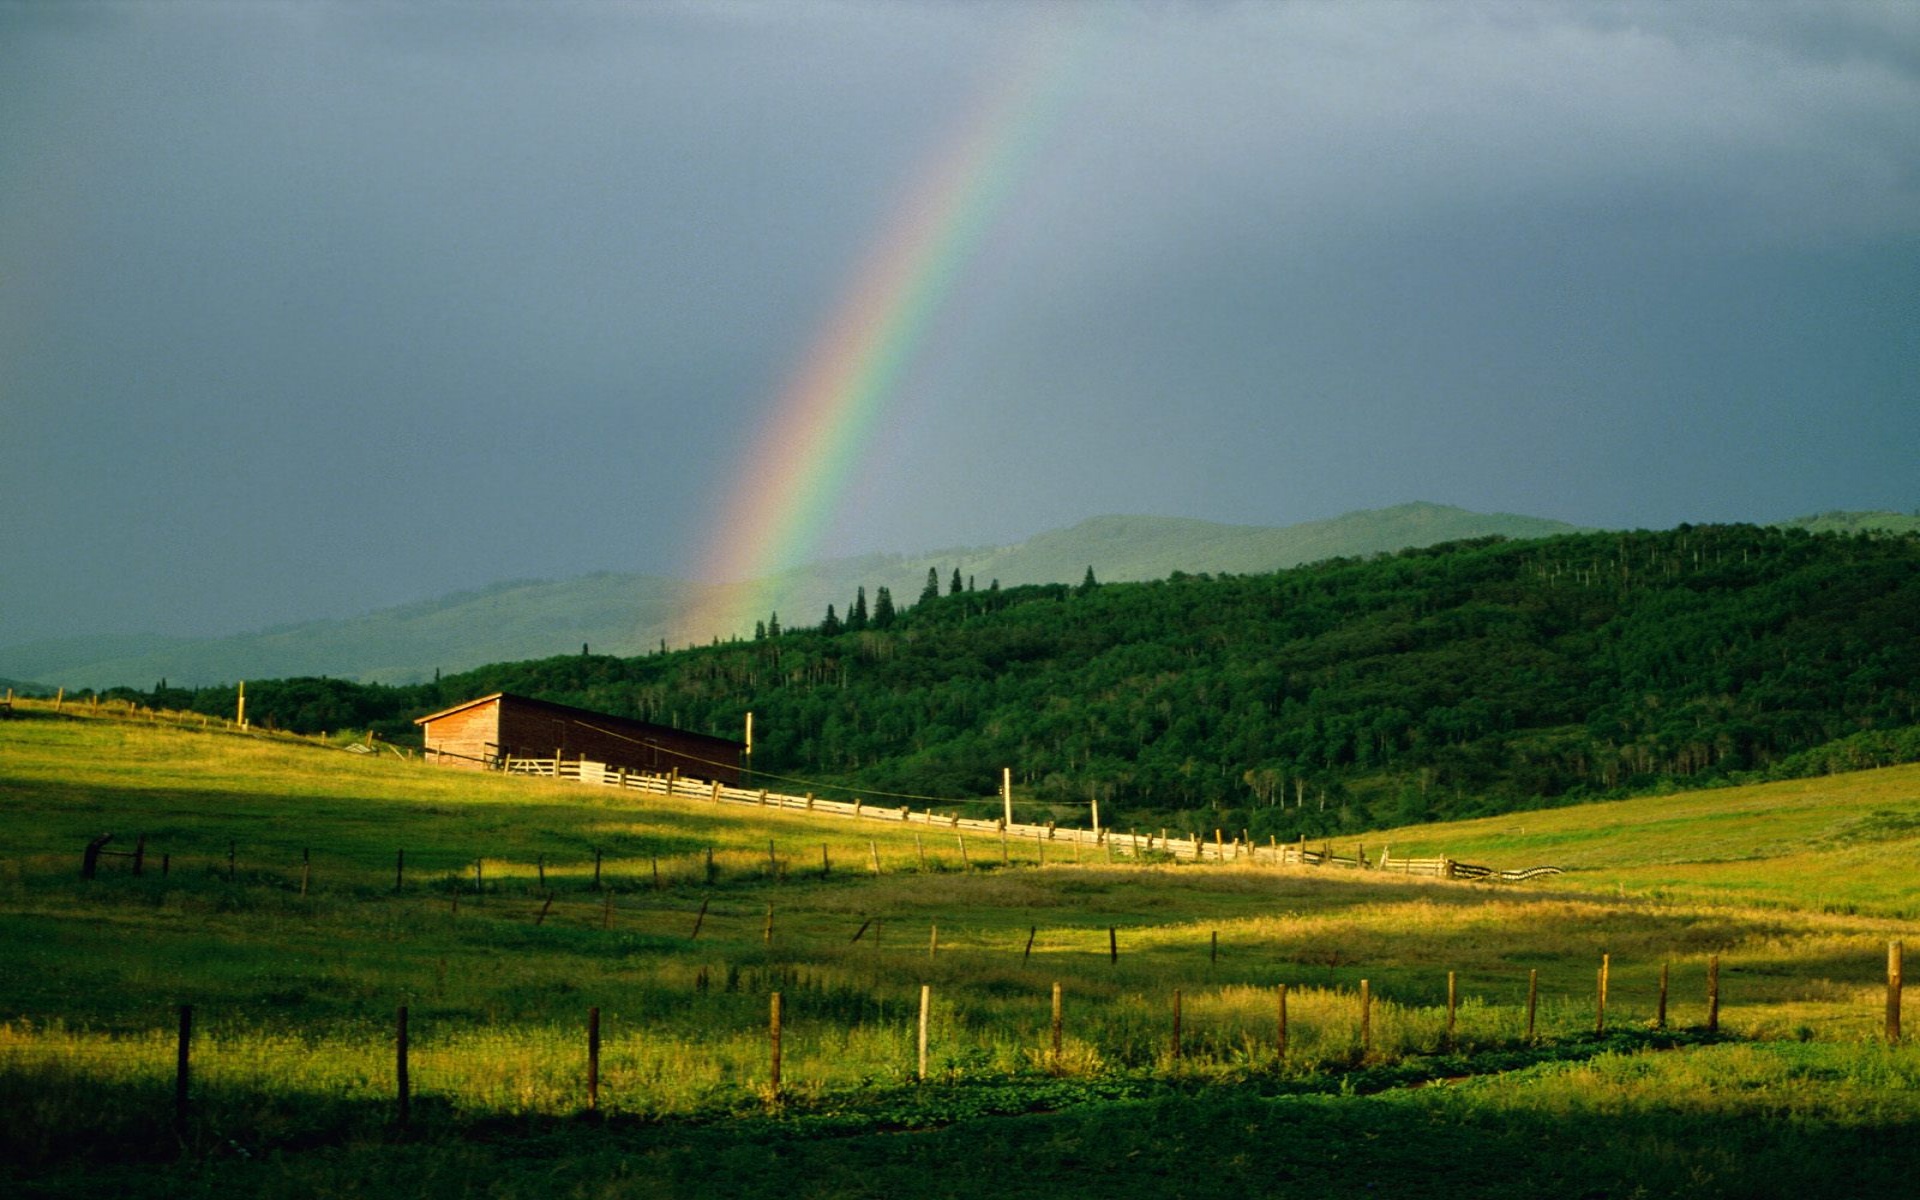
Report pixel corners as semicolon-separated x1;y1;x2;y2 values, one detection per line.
1777;509;1920;536
94;523;1920;835
5;710;1920;1198
0;502;1582;689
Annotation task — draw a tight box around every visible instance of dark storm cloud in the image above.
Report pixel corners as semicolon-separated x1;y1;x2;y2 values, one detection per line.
2;1;1914;644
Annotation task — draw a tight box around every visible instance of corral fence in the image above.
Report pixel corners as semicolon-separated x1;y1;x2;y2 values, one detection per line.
501;755;1565;883
13;695;1559;883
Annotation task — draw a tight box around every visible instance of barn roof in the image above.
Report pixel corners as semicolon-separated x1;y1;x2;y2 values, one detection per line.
413;692;745;749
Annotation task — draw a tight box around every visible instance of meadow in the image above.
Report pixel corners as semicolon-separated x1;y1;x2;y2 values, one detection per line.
4;703;1918;1197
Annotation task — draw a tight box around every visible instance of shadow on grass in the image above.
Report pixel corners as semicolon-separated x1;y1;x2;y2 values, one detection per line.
9;1033;1919;1199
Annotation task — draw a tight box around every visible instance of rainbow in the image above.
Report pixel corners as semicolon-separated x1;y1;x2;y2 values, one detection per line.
680;16;1088;643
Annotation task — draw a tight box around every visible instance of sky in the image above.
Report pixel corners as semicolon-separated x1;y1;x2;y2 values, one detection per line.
3;0;1916;645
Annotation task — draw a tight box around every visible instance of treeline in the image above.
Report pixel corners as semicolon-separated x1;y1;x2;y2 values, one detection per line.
100;525;1920;838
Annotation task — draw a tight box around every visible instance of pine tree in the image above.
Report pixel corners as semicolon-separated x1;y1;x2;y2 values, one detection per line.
848;586;870;631
950;568;963;595
820;604;842;636
920;567;941;605
873;585;896;628
1080;565;1099;594
754;620;767;640
768;612;781;638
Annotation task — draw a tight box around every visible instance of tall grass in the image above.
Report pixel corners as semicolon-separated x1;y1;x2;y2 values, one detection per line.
5;710;1919;1188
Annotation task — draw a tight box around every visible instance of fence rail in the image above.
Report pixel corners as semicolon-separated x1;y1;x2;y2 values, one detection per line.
493;755;1564;883
15;697;1560;883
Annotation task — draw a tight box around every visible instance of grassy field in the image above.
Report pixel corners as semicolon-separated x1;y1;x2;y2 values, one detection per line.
4;704;1919;1197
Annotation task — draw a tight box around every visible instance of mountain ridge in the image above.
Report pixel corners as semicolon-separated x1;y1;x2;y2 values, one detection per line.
6;503;1907;690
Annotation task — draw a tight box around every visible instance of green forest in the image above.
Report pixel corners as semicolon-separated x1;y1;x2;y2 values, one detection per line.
109;525;1920;839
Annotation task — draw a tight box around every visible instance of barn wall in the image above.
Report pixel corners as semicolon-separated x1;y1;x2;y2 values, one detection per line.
422;702;502;769
494;699;742;785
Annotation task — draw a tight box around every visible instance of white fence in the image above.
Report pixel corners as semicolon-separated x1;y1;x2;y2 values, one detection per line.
498;756;1563;881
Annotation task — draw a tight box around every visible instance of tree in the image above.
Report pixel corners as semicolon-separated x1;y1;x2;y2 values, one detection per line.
950;568;963;595
768;612;781;638
848;586;870;631
754;620;767;640
873;586;896;629
820;604;842;637
1080;566;1099;594
920;568;942;605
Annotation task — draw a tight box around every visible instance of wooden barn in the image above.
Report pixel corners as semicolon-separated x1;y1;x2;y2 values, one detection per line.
415;693;744;784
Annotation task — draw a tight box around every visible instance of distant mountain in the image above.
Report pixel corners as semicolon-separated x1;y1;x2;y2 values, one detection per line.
1775;510;1920;536
729;503;1586;640
0;575;698;690
18;502;1901;691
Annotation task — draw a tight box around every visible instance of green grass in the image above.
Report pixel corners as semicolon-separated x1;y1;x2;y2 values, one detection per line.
1356;763;1920;916
5;707;1919;1197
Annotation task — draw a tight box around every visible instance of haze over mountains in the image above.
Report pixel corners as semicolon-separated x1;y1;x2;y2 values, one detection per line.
5;502;1914;692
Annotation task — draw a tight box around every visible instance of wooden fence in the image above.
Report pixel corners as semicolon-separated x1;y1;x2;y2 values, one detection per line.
17;697;1559;883
60;938;1910;1136
501;755;1564;882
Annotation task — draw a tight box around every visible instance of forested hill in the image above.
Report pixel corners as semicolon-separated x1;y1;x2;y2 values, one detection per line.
117;525;1920;838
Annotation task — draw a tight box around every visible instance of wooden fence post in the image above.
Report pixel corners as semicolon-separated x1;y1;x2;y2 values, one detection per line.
1526;968;1539;1043
174;1003;192;1138
822;844;830;877
1109;926;1118;965
395;849;405;892
1597;953;1610;1035
919;984;932;1082
1023;925;1037;962
396;1004;409;1131
1359;979;1372;1055
1276;983;1289;1062
1446;970;1457;1050
958;837;970;870
869;840;881;874
1658;960;1670;1030
587;1007;601;1113
769;992;783;1095
690;897;709;939
764;903;774;946
929;922;938;959
81;833;112;880
1170;989;1182;1065
1889;941;1903;1043
1210;930;1218;966
1051;982;1064;1073
1707;954;1720;1033
705;846;715;885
